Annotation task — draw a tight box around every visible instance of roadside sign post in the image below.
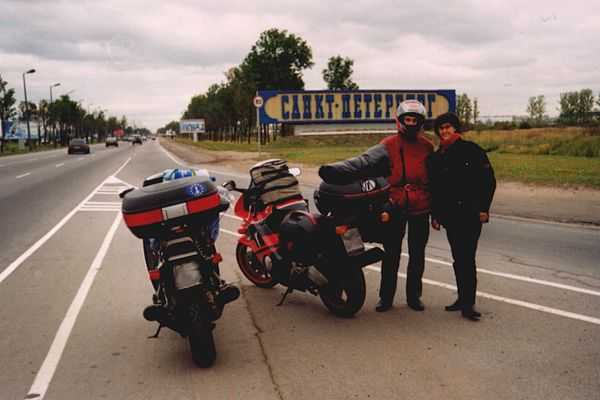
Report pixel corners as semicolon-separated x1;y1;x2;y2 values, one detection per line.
253;94;264;159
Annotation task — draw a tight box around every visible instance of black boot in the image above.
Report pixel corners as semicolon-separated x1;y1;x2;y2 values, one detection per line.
375;300;393;312
445;299;462;312
407;299;425;311
461;307;481;321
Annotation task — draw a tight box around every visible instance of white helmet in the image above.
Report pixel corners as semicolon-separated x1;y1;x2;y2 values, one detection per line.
395;100;427;138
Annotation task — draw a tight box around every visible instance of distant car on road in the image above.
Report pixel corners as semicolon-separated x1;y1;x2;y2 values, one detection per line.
132;135;143;145
68;138;90;154
106;137;119;147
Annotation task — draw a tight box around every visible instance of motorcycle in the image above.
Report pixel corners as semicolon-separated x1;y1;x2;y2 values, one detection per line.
224;159;389;318
120;169;240;367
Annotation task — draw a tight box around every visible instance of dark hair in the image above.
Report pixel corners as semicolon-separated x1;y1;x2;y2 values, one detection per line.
434;112;461;136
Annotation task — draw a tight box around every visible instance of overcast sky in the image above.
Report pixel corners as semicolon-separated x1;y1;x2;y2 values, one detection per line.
1;0;598;130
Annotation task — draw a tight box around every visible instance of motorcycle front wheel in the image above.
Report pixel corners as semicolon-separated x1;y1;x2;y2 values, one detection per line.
189;319;216;368
235;243;276;289
319;266;366;318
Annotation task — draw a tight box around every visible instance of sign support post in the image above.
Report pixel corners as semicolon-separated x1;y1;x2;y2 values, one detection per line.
253;93;264;159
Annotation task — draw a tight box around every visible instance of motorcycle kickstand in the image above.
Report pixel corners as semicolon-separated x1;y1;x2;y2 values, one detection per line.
148;324;164;339
277;287;294;306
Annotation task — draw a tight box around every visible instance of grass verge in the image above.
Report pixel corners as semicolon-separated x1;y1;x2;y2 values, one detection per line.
175;127;600;189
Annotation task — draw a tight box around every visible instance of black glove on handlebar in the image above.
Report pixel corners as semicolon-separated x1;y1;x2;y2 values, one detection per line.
318;144;391;185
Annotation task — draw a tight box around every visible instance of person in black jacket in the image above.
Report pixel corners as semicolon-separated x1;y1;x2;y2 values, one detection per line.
427;112;496;321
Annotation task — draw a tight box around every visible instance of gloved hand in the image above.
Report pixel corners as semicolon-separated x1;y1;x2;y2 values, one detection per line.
318;165;338;183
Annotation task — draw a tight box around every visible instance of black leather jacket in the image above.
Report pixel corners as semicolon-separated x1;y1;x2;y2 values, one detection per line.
426;139;496;225
318;144;390;185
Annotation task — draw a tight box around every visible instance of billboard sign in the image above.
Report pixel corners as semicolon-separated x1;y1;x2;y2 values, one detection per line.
1;120;40;139
180;119;206;134
113;128;125;137
257;89;455;125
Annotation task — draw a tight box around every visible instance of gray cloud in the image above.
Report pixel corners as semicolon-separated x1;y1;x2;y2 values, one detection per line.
1;0;599;129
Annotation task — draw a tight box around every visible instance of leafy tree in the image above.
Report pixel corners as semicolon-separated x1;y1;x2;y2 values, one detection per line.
175;29;313;144
559;89;595;125
19;101;37;120
38;99;49;144
240;28;314;90
527;95;546;123
322;55;359;90
456;93;473;126
0;74;18;152
577;89;595;123
473;98;480;124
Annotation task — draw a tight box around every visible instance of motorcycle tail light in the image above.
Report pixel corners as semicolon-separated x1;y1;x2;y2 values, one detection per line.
148;269;160;281
335;225;349;235
211;253;223;264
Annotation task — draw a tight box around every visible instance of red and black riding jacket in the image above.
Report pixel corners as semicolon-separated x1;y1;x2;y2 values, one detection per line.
318;133;434;216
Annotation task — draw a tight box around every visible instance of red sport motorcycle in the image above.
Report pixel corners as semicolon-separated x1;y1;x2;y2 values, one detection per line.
224;159;389;318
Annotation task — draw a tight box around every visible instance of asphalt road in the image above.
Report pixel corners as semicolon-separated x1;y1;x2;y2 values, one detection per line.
0;140;598;400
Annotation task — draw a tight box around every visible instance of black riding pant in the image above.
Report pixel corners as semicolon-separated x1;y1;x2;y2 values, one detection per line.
445;219;482;308
380;213;430;303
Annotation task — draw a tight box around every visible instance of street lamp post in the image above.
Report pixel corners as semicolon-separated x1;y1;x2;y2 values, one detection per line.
22;69;36;151
49;83;60;146
49;82;60;103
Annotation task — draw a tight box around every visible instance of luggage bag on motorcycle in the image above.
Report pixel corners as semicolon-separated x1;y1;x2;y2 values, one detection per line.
121;176;228;239
249;159;302;206
314;177;390;217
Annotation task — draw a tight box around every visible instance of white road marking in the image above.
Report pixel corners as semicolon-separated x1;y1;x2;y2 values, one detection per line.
25;213;122;400
413;253;600;298
55;163;64;168
16;172;31;179
365;265;600;326
219;213;600;298
219;228;600;326
0;157;131;286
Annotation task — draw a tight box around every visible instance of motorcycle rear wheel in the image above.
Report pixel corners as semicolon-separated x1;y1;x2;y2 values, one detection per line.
319;267;366;318
236;243;277;289
189;319;216;368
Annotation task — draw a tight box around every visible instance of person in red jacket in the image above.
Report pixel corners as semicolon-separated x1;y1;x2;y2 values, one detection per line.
319;100;434;312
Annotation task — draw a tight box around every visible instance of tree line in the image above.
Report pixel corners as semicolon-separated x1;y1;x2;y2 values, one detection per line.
158;28;359;143
456;89;600;130
0;73;140;153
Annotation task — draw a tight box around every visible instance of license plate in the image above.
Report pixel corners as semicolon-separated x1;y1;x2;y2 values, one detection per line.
341;228;364;255
173;261;202;290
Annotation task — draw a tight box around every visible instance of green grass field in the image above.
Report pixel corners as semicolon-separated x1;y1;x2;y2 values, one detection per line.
176;127;600;188
0;142;60;156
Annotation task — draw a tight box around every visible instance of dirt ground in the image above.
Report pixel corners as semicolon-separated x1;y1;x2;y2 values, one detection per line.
160;139;600;226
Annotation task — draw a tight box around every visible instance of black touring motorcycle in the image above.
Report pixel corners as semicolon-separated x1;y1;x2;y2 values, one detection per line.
120;169;240;367
225;159;390;318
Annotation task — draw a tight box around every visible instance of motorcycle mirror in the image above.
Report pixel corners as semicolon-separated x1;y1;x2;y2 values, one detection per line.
223;180;236;191
119;187;134;199
289;167;301;177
